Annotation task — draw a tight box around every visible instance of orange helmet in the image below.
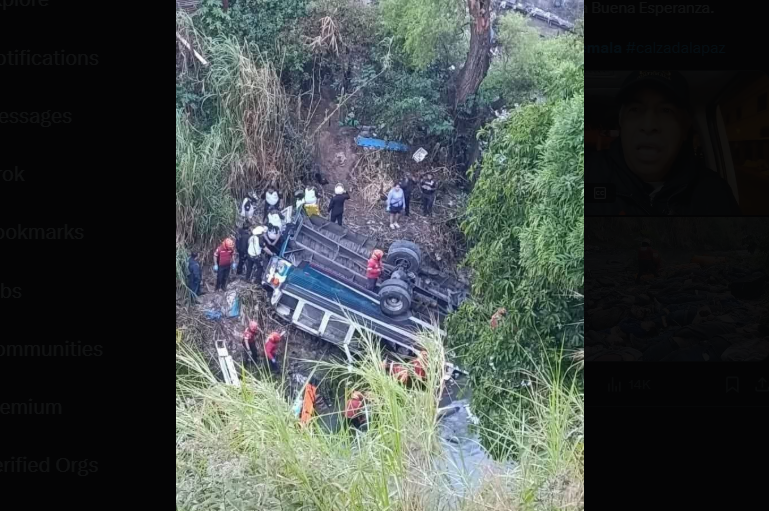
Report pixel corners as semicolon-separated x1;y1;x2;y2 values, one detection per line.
224;238;235;249
373;249;384;259
248;321;259;333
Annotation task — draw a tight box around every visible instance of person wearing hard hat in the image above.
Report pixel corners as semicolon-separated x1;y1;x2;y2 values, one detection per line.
328;183;351;226
636;238;660;283
261;184;280;223
411;350;427;381
366;249;384;291
242;320;261;364
381;360;410;385
246;226;266;282
345;390;368;431
213;237;236;292
303;187;320;217
264;330;285;373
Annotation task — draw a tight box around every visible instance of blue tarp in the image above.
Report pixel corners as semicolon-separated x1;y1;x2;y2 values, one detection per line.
355;136;409;152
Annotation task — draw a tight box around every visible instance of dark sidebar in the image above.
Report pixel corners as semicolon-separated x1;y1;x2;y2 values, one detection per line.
0;2;160;507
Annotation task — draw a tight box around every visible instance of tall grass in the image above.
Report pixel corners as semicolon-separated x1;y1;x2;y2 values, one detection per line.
176;325;583;510
176;11;314;290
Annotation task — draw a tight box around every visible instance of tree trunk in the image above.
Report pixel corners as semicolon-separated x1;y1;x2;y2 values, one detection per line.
455;0;492;106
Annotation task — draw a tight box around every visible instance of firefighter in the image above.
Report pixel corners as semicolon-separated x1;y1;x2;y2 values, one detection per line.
264;330;285;373
242;320;261;364
213;237;236;292
636;238;660;283
490;308;507;329
412;350;427;381
300;377;319;427
345;390;368;431
366;249;384;291
381;360;410;385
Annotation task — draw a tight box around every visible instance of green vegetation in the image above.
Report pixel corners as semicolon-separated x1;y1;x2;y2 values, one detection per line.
446;25;584;457
176;12;313;288
176;2;584;506
379;0;466;70
176;327;583;510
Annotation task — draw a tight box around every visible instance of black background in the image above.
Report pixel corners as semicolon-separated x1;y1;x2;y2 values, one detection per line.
587;0;769;506
0;2;155;506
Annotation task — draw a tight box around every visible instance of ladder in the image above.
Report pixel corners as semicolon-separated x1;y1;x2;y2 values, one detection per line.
215;339;241;386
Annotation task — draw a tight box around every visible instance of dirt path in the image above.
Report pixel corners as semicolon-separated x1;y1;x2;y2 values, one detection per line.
312;86;357;194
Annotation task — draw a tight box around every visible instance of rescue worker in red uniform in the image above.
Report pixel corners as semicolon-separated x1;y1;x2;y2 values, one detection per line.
242;320;260;364
345;390;368;431
382;360;410;384
412;351;427;380
366;249;384;291
636;238;661;283
264;330;285;373
214;237;236;292
490;308;507;329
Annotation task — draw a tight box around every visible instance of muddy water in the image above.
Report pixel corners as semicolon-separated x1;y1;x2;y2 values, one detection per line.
435;378;515;501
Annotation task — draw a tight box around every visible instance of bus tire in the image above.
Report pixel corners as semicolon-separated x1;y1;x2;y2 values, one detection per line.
379;284;412;317
385;244;421;273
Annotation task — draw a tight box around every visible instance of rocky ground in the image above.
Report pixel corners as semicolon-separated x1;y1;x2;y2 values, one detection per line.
585;247;769;362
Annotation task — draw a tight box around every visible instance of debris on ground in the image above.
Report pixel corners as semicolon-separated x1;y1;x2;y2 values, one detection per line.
355;136;409;152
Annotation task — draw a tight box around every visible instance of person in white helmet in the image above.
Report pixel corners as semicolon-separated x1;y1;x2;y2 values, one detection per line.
246;226;267;282
261;184;280;222
328;183;351;226
267;206;285;233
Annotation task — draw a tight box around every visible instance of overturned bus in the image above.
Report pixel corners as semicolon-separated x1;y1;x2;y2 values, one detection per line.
261;207;469;360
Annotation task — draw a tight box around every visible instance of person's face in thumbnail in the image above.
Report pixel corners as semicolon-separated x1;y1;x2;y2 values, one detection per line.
619;86;691;182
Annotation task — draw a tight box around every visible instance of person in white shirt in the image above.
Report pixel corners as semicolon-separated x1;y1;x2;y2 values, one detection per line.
267;206;285;233
240;191;258;227
246;226;266;282
303;187;319;216
261;184;280;222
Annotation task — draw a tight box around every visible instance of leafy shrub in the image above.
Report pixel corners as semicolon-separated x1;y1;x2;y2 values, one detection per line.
482;13;584;107
446;43;584;457
378;0;466;70
195;0;313;91
350;62;454;144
